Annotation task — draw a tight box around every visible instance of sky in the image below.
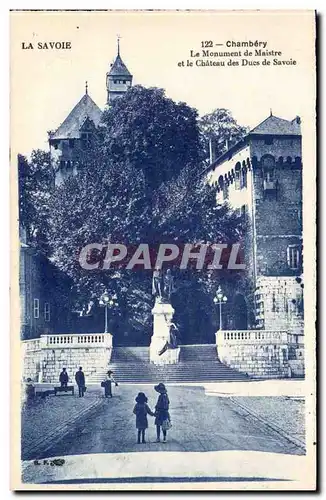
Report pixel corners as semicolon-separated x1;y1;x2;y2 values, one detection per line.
10;10;315;155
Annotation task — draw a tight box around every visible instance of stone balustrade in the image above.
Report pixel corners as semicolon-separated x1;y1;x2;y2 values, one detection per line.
22;333;113;382
216;330;288;345
216;329;291;379
22;333;112;351
22;338;41;352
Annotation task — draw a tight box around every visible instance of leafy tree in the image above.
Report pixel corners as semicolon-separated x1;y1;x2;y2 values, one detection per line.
199;108;248;166
47;151;154;336
152;163;247;342
18;89;248;341
18;149;54;251
101;85;202;191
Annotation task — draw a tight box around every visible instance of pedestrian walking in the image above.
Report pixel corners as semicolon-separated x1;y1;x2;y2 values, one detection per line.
25;378;35;403
75;367;86;397
101;370;118;398
133;392;155;444
154;383;171;443
59;367;68;388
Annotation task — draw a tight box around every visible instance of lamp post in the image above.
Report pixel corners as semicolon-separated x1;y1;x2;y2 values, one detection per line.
99;291;118;334
214;286;228;330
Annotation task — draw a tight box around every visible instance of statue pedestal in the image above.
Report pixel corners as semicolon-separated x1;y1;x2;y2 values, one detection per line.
150;300;180;365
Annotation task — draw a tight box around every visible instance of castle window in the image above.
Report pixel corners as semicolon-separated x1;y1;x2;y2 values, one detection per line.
114;80;117;84
241;169;247;188
264;169;274;182
264;137;274;145
81;132;92;149
262;155;275;168
44;302;50;322
33;298;40;319
223;182;229;200
66;161;71;169
69;139;75;148
234;170;241;190
287;245;300;270
272;293;279;313
54;143;58;150
60;160;65;169
123;80;126;84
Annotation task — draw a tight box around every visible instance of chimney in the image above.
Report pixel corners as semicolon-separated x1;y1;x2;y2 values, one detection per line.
292;115;301;124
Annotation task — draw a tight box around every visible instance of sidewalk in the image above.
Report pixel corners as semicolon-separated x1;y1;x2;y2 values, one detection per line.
203;379;306;397
22;387;105;460
230;396;305;449
202;380;306;449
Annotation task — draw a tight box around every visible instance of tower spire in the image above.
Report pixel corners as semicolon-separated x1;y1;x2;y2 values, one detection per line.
106;36;132;106
270;108;273;116
85;80;88;95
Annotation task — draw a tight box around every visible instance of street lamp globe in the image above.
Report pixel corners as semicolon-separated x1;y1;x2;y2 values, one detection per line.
216;286;223;301
101;290;110;304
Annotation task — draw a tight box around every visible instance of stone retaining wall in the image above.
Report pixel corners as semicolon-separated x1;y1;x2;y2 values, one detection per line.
22;333;113;383
216;330;291;379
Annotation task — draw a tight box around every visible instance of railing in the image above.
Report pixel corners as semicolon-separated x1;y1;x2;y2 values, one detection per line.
22;333;113;350
22;338;41;352
216;330;288;344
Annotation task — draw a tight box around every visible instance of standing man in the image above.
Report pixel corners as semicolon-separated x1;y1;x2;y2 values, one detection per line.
59;367;68;388
152;267;162;301
75;367;86;397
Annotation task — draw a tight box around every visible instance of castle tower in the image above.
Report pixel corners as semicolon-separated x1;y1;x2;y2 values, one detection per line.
206;114;303;339
106;38;133;105
48;83;103;186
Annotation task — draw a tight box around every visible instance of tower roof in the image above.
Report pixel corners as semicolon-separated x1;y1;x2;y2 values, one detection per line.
249;114;301;136
50;93;102;140
205;113;302;173
108;53;132;77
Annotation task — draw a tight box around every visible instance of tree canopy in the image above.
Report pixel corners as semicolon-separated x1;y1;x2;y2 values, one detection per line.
18;149;54;252
101;85;202;191
199;108;248;165
18;87;248;340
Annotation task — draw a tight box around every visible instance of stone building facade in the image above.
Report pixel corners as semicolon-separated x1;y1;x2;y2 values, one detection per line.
19;242;73;340
206;114;304;341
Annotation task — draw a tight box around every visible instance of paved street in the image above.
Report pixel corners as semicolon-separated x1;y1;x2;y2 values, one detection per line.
31;385;304;459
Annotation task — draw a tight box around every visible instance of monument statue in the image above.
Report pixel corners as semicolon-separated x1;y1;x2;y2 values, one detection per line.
163;268;174;302
152;267;175;303
152;267;162;300
150;267;180;364
158;321;180;356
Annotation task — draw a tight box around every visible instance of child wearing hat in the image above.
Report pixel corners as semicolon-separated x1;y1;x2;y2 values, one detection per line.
154;383;171;443
133;392;155;444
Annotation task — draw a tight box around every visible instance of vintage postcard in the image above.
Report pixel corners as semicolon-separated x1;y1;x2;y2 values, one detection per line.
10;10;316;490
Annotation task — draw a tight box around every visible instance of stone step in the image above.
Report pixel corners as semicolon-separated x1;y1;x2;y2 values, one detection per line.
87;344;248;384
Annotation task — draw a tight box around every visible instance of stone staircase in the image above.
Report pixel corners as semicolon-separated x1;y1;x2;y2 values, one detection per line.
87;345;249;384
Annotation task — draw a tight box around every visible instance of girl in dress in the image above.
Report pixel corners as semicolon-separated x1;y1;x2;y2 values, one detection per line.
154;383;171;443
133;392;155;444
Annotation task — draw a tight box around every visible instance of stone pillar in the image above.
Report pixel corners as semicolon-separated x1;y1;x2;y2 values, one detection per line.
150;300;180;364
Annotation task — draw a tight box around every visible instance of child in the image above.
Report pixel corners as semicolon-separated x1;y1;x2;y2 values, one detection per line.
154;383;171;443
133;392;155;444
